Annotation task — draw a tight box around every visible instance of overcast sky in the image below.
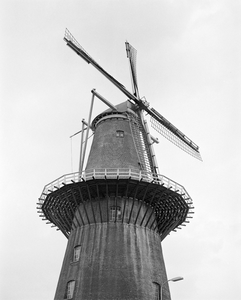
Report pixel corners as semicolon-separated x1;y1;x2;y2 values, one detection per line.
1;1;240;299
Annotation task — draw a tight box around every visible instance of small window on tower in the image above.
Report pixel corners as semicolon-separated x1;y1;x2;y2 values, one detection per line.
65;280;75;299
116;130;124;138
138;162;145;170
110;206;122;221
73;245;81;262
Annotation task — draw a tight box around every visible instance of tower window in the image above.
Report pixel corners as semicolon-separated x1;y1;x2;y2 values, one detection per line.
65;280;75;299
73;245;81;262
116;130;124;138
110;206;122;221
138;162;145;170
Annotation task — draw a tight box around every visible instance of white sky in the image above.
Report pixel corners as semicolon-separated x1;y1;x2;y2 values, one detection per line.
1;1;240;299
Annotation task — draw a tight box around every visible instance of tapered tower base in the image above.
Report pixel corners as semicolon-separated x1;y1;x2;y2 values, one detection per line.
55;224;170;299
54;196;171;300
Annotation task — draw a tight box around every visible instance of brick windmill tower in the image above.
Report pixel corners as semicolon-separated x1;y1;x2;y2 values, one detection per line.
38;29;201;300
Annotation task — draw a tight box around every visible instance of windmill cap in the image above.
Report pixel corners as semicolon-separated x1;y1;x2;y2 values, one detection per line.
91;100;138;129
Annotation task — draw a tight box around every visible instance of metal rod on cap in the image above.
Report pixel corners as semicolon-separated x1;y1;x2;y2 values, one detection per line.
91;89;117;111
79;119;86;174
80;93;95;174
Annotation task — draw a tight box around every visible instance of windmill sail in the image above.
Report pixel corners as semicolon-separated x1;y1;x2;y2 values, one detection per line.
125;42;140;98
64;29;128;95
150;112;202;160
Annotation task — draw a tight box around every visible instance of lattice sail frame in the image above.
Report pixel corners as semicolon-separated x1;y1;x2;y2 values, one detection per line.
64;28;92;62
126;42;139;98
150;116;202;160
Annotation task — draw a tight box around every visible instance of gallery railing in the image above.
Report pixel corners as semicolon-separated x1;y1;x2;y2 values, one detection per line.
38;168;192;205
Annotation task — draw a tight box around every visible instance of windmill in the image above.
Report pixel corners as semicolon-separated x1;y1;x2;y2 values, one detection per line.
63;28;202;173
37;28;201;300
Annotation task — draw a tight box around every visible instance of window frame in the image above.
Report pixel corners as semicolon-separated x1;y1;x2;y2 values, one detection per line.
116;130;124;138
73;245;81;263
110;206;122;221
65;280;75;299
